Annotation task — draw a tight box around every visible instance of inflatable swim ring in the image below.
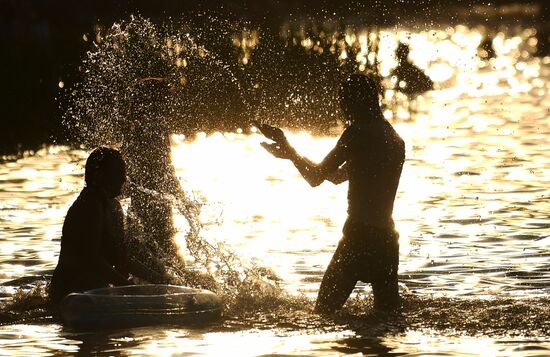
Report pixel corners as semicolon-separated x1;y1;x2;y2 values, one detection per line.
60;285;222;330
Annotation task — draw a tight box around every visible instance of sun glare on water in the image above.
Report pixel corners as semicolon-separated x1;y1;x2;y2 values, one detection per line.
171;131;351;293
0;17;549;356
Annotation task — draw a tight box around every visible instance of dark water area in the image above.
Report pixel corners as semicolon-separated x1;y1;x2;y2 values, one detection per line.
1;0;548;157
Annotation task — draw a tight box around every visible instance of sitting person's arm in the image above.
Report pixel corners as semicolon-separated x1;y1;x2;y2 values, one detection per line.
108;199;173;284
71;198;130;286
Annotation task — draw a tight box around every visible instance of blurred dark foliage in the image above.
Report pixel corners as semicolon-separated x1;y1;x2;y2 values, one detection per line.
0;0;546;157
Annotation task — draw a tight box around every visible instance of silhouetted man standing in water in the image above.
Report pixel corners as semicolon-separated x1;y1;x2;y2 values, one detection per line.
256;74;405;313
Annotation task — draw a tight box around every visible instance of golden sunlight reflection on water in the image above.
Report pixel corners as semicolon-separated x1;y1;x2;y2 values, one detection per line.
0;24;549;356
170;82;549;298
167;34;549;296
1;319;548;356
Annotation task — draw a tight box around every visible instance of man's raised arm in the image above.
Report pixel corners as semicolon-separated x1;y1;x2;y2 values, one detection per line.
256;122;348;187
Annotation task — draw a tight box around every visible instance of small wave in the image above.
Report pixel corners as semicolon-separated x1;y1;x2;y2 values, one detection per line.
1;274;548;339
337;294;550;338
0;279;53;325
222;291;550;338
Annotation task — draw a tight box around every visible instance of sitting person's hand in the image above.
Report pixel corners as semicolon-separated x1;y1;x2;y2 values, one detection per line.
253;121;287;143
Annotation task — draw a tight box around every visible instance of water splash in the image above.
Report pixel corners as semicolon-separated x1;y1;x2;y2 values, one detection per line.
0;278;52;325
63;14;245;146
61;15;282;312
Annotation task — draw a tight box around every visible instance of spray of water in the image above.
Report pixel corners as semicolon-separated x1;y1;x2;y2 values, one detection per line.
4;14;409;319
60;15;286;313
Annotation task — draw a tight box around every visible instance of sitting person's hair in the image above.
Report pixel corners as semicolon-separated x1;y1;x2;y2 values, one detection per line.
85;147;125;186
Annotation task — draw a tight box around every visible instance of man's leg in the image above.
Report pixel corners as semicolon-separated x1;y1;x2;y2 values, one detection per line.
371;237;400;311
372;272;399;311
315;240;358;314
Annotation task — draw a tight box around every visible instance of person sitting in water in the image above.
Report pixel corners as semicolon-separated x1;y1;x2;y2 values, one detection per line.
255;74;405;313
391;42;433;98
48;147;168;303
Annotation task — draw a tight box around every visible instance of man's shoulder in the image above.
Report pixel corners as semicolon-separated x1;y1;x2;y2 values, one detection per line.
342;119;403;141
383;121;406;157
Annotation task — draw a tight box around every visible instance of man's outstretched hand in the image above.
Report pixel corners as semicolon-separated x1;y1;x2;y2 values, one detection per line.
260;141;294;159
253;121;287;143
254;121;294;159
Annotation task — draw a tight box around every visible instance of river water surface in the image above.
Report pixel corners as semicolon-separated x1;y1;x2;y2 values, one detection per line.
0;26;549;356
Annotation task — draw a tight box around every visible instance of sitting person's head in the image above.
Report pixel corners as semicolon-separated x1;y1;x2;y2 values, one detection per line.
85;147;126;198
339;74;382;122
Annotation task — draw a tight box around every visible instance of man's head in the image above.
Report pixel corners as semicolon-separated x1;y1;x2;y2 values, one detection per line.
339;74;382;122
85;147;126;198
